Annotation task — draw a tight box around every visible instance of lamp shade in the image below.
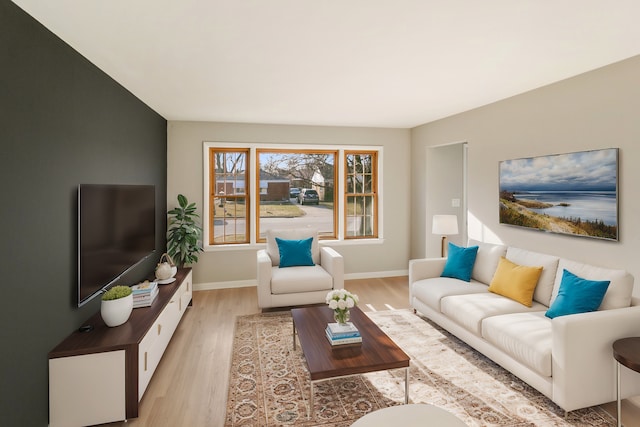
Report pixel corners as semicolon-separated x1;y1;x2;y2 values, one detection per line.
432;215;459;235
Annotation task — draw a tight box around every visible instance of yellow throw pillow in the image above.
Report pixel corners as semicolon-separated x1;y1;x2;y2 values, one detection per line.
488;257;543;307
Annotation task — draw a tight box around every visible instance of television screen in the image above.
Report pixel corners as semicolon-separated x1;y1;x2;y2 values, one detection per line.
78;184;156;307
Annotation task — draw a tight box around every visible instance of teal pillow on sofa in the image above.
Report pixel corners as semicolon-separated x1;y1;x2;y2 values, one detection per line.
275;237;315;268
441;243;479;282
545;269;610;319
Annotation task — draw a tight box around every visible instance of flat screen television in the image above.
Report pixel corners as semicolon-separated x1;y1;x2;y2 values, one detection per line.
78;184;156;307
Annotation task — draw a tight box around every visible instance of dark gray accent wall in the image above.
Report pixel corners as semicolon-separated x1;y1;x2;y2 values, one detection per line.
0;2;167;425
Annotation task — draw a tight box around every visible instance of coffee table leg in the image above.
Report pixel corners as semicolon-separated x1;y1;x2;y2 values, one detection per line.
405;367;409;404
310;381;314;419
293;322;296;350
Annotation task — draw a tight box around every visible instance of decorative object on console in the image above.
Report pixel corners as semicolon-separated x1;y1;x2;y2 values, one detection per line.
100;285;133;327
326;289;358;325
131;280;159;308
155;252;177;280
167;194;203;267
499;148;618;241
432;214;459;257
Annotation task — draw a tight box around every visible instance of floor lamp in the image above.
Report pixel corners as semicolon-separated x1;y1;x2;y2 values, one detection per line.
432;215;459;257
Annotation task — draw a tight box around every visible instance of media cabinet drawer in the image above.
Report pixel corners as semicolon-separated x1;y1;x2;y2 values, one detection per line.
139;294;182;398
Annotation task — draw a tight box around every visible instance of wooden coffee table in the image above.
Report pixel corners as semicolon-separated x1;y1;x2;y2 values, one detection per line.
291;306;411;417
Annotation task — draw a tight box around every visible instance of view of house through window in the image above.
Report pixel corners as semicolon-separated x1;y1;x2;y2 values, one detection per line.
257;150;337;241
205;144;380;246
209;149;249;244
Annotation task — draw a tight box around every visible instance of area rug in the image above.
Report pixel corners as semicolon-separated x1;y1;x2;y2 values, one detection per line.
224;309;615;426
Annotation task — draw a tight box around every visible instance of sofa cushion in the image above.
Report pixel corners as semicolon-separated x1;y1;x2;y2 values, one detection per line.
441;293;547;335
411;277;488;311
270;265;333;294
469;239;507;284
545;269;610;319
488;257;543;307
267;228;320;266
275;237;315;267
550;259;633;310
441;243;478;282
482;312;552;377
506;247;559;307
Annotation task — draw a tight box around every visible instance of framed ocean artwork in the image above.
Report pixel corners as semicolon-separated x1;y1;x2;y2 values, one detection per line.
499;148;618;241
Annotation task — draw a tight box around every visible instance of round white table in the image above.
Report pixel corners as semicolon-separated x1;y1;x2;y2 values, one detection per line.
351;404;467;426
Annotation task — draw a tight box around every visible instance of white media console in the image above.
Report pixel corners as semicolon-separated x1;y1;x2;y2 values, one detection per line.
48;268;192;426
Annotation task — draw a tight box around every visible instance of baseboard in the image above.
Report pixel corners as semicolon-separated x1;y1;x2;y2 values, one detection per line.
192;269;409;291
344;269;408;280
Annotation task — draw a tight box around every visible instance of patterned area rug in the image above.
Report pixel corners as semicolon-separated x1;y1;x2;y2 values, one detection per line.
224;309;615;426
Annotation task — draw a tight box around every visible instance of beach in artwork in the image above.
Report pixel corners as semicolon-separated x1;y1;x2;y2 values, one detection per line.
499;149;618;240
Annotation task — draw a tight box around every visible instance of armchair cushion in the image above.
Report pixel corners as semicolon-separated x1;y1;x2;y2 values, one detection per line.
270;265;334;294
275;237;315;267
267;228;319;266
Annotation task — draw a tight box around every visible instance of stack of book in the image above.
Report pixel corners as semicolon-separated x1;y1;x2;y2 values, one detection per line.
131;280;159;308
325;322;362;346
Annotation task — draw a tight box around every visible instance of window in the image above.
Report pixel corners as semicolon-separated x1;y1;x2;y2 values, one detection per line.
208;148;249;244
204;143;381;247
345;151;378;238
256;150;337;241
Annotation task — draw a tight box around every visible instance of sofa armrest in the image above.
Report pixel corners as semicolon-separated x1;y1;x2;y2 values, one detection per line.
256;249;273;308
408;258;446;300
320;246;344;291
552;305;640;411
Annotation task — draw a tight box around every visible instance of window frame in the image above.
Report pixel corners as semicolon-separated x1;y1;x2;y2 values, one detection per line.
207;147;250;245
255;148;338;242
203;142;383;250
344;150;379;239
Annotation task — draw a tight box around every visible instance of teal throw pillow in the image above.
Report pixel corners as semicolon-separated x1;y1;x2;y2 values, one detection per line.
545;269;610;319
275;237;315;268
441;243;479;282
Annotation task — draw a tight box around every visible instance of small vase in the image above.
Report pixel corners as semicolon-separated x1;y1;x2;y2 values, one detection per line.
334;309;350;325
101;294;133;327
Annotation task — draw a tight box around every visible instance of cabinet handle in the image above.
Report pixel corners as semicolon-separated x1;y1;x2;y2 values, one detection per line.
157;324;162;335
144;351;148;371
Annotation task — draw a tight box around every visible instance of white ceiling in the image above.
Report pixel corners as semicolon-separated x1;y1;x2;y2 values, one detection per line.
12;0;640;128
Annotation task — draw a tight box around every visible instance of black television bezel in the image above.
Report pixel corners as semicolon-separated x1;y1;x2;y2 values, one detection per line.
77;183;156;307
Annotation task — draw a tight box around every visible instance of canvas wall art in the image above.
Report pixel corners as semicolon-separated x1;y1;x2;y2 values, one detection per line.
499;148;618;241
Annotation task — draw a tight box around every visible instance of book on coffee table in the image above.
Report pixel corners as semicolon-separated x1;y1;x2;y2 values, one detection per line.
325;328;362;346
326;322;360;338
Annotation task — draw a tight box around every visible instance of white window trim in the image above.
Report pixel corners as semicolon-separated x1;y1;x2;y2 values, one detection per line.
202;141;383;251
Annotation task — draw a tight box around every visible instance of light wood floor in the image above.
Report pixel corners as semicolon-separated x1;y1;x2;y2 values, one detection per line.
109;277;640;427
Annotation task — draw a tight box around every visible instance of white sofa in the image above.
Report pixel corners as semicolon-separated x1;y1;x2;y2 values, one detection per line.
409;239;640;413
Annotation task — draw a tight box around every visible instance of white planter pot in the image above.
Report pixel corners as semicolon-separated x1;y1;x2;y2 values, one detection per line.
101;294;133;327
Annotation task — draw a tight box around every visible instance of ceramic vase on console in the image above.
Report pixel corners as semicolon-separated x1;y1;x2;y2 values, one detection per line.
101;294;133;327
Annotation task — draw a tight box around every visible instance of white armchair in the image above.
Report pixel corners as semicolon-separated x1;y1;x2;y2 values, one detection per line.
256;228;344;309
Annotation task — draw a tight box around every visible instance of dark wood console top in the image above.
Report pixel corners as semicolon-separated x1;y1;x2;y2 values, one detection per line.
49;268;192;359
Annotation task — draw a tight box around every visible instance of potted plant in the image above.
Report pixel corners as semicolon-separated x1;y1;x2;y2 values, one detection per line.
167;194;203;267
101;285;133;327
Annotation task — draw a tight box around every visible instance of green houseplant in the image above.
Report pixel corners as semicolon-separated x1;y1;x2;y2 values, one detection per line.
101;285;133;327
167;194;203;267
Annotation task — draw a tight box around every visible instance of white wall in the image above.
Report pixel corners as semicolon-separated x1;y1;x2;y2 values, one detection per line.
411;55;640;296
167;121;411;287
